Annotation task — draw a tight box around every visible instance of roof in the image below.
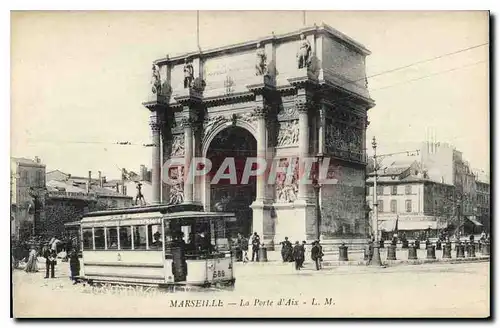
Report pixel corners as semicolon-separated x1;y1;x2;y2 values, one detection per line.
155;23;371;66
91;186;132;199
46;180;87;193
12;157;45;167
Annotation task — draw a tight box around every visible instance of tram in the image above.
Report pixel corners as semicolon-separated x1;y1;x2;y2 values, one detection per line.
78;203;236;287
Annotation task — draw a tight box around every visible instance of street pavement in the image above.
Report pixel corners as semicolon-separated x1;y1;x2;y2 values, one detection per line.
12;259;489;318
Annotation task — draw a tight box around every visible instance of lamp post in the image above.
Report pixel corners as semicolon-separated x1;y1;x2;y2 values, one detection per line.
370;136;383;266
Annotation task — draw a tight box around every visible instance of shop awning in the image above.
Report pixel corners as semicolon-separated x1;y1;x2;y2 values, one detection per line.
378;219;396;231
398;220;447;231
466;216;483;226
377;218;447;231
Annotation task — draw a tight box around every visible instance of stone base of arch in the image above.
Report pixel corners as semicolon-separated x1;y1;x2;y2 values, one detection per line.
250;200;274;249
272;200;317;244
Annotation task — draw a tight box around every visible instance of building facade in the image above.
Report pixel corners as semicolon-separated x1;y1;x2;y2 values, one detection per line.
367;141;488;238
143;24;374;244
10;157;46;239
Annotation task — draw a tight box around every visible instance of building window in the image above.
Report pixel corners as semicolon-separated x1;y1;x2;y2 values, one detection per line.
119;226;132;249
377;186;384;195
82;228;93;250
391;186;398;195
377;200;384;212
111;199;118;208
406;200;412;213
405;185;412;195
133;225;147;249
390;200;397;213
148;224;162;249
94;228;105;250
366;187;370;196
106;227;118;249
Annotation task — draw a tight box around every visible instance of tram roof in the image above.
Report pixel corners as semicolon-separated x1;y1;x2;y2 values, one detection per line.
82;203;204;218
80;208;236;225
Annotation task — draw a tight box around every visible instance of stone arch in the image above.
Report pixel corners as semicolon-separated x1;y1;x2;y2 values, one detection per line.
202;119;257;158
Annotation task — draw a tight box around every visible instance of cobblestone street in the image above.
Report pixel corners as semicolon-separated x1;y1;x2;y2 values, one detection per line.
12;260;489;318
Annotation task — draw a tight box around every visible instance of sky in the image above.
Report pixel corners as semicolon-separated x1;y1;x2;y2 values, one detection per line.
10;10;489;180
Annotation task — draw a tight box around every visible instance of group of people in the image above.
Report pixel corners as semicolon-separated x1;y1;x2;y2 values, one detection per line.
232;232;262;263
15;236;81;284
280;237;324;271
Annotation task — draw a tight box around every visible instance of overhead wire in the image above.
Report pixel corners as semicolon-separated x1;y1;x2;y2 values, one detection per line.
20;42;488;148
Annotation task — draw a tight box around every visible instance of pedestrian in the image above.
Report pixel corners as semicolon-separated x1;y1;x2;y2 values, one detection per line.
280;237;292;262
45;248;56;279
292;241;304;270
240;234;249;263
235;233;242;262
24;246;38;273
69;250;80;284
300;241;307;268
251;232;260;262
311;241;323;270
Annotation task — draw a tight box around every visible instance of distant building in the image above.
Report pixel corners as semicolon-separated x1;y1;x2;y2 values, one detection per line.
39;170;133;238
366;159;453;239
473;169;490;233
366;141;488;238
10;157;46;239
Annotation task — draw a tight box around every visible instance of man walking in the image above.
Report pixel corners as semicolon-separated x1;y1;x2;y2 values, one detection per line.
251;232;260;262
292;241;305;270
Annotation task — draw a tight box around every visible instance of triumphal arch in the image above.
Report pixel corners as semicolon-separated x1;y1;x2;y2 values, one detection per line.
143;24;375;246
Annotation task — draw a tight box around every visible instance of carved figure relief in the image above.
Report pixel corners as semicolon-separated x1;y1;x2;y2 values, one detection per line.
168;166;184;205
150;64;162;94
183;58;194;89
297;33;312;69
277;120;299;147
275;158;299;203
170;134;185;157
255;42;267;76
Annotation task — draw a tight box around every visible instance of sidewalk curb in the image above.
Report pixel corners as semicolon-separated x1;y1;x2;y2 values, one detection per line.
239;256;490;267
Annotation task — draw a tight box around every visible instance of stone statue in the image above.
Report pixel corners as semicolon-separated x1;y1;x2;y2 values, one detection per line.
183;58;194;89
255;42;267;76
296;33;312;69
151;64;161;94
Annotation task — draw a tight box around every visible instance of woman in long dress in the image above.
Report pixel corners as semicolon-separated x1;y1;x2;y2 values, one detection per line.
24;246;38;273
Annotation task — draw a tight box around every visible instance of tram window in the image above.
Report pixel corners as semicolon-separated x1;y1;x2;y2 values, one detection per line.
94;228;105;250
148;224;162;249
119;226;132;249
133;226;147;249
82;228;93;250
106;227;118;249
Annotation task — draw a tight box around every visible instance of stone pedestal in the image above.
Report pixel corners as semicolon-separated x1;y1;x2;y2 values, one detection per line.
250;200;274;246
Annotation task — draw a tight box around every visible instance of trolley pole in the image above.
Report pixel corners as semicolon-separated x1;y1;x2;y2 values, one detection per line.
370;136;383;266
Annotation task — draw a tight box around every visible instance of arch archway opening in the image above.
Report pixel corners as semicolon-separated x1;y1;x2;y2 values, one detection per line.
206;126;257;238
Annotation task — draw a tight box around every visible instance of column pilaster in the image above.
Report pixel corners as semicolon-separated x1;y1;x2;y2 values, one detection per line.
149;112;162;204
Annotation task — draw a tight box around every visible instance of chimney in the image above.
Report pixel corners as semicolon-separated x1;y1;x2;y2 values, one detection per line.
87;171;92;193
34;156;40;164
98;171;103;188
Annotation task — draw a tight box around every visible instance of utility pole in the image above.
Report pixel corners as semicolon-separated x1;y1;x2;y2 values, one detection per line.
370;136;383;266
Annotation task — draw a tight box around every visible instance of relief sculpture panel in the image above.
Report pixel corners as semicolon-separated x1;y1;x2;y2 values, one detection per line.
275;158;299;203
170;134;185;157
276;120;299;147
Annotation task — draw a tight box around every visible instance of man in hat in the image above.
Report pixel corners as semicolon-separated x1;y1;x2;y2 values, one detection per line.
292;241;305;270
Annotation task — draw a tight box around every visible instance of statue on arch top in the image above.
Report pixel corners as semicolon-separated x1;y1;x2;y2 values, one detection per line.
255;42;267;76
297;33;312;69
183;58;194;89
151;64;162;94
